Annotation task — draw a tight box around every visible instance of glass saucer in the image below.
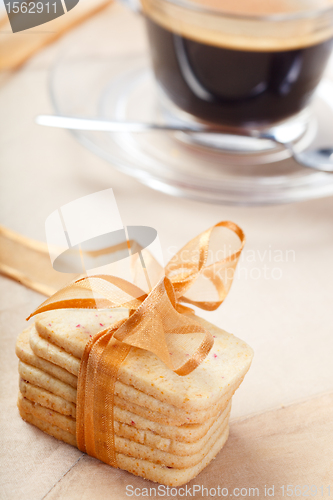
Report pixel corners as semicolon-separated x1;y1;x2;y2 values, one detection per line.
50;53;333;205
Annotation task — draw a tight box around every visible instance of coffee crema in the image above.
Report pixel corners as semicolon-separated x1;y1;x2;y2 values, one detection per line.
185;0;333;17
143;0;333;127
142;0;333;51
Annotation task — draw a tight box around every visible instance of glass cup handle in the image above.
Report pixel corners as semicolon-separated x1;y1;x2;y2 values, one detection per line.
118;0;142;14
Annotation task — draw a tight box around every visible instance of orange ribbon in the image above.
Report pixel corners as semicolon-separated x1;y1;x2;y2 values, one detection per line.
27;221;245;467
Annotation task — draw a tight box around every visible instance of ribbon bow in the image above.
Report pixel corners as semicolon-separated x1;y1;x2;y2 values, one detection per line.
28;221;245;467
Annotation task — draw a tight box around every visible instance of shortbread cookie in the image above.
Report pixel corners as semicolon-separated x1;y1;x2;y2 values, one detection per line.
30;326;80;376
18;361;230;439
18;394;229;469
18;401;76;447
19;358;235;426
19;361;77;404
35;309;128;359
34;309;253;411
19;380;231;455
19;394;75;435
17;368;227;442
16;329;77;387
19;379;76;418
27;327;233;424
18;397;230;487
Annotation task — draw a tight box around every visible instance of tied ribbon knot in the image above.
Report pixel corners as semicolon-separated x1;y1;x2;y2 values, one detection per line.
27;221;245;467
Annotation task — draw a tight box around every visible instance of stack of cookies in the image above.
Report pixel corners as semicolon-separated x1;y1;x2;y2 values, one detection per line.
16;309;253;486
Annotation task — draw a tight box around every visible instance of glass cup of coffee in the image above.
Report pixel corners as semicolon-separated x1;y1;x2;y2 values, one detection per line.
133;0;333;139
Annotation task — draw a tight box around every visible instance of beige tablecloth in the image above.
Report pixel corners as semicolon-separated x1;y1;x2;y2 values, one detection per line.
0;3;333;499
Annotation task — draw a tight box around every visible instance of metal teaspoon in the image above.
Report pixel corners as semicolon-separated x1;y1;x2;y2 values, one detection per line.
36;115;333;173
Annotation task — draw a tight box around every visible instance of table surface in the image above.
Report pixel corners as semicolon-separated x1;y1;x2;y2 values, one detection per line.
1;3;333;499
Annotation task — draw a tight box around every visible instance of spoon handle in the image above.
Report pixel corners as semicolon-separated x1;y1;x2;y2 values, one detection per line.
36;114;217;133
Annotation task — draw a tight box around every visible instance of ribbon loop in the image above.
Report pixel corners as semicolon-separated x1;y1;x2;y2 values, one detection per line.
165;221;245;310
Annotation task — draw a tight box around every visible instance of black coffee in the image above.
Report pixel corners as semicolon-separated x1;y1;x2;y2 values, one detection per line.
145;17;333;127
